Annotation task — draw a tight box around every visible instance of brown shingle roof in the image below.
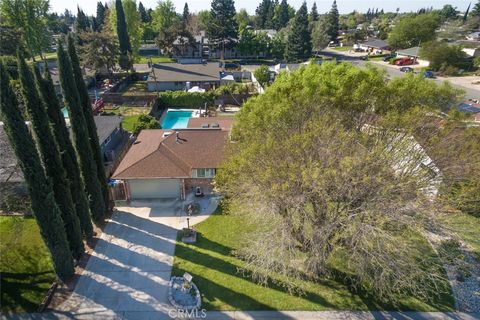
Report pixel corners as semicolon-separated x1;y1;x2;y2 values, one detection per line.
112;129;228;179
187;117;234;130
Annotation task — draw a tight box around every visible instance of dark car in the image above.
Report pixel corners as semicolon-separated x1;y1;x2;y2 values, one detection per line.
383;54;396;62
423;71;434;78
224;62;240;70
360;55;369;61
400;66;414;73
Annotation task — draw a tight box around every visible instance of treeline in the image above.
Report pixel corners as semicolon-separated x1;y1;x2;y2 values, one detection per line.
0;35;110;280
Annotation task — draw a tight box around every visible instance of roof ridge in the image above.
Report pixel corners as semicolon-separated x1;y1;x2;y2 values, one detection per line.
111;133;163;178
161;141;192;174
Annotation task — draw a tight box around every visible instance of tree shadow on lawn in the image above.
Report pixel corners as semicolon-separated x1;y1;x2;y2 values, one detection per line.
174;235;455;311
1;271;54;313
172;238;358;310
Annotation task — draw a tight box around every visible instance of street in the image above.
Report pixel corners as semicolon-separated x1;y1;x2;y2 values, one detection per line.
319;49;480;100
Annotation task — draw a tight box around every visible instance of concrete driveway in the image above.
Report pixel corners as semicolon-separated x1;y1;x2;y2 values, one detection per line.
54;195;219;319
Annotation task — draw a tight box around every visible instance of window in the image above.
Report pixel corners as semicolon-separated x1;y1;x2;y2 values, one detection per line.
193;168;216;178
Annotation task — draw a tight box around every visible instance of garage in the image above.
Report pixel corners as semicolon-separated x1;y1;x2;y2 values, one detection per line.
128;179;181;199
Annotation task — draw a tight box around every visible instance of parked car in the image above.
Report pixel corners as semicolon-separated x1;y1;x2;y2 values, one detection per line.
360;55;369;60
383;54;396;62
400;66;414;73
395;58;414;66
224;62;240;70
423;71;434;78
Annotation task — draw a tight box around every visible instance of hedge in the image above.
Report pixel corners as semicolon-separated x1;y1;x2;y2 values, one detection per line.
157;91;216;108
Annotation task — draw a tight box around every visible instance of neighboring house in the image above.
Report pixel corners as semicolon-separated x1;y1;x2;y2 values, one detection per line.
462;47;480;58
359;39;390;51
147;61;222;91
187;117;234;130
112;128;228;200
139;44;160;56
94;116;130;173
272;63;304;74
396;46;430;67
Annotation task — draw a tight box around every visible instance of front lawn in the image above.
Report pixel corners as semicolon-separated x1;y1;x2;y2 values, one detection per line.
172;208;454;311
332;45;353;52
0;216;55;314
135;55;174;64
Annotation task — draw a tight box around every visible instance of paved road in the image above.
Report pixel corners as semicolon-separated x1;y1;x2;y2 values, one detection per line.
319;50;480;100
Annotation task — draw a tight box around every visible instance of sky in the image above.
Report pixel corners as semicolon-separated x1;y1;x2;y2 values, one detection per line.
50;0;472;16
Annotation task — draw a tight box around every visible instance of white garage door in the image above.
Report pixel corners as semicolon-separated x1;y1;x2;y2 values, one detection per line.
128;179;181;199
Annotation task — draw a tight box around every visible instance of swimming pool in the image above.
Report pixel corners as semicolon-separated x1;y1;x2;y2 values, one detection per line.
161;111;193;129
62;107;69;118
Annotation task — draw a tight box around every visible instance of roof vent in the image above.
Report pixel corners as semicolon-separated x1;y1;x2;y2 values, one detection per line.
133;140;141;144
211;123;220;128
201;123;209;128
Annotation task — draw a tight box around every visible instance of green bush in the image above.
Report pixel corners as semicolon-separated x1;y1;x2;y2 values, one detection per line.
441;64;459;76
133;114;160;134
158;91;216;108
214;82;252;95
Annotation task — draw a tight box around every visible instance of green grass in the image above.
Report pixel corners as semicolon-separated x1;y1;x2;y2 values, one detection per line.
332;46;353;52
172;208;454;311
0;216;55;314
102;106;151;133
135;55;174;63
29;52;57;62
439;212;480;258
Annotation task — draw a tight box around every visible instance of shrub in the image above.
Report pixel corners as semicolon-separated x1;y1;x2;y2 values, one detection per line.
440;64;459;76
133;114;159;134
214;82;252;95
158;91;216;108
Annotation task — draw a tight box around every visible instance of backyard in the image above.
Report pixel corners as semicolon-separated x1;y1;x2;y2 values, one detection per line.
0;216;55;314
171;208;455;311
135;55;174;64
102;105;151;133
121;81;149;97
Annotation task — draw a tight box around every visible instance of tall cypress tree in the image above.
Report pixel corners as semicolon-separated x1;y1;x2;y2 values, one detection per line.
17;55;84;259
76;7;90;32
276;0;290;30
139;2;149;23
115;0;132;70
327;0;339;41
284;2;311;62
34;66;94;239
182;3;190;25
96;2;106;29
0;63;74;280
67;35;110;211
57;40;106;222
310;2;319;22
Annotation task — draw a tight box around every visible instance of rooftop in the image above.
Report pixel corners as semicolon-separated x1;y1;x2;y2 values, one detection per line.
94;115;123;145
147;62;222;83
361;39;389;49
187;117;234;130
112;129;228;179
397;46;421;58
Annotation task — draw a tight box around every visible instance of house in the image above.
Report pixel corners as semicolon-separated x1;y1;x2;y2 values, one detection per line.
396;46;430;67
462;47;480;58
111;128;228;200
359;39;390;51
147;61;222;91
94;116;130;174
187;117;234;130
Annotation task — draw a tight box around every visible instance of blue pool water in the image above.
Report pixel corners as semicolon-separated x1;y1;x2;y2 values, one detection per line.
161;111;193;129
62;107;69;118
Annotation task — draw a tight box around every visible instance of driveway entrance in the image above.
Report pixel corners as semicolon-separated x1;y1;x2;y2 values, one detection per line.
55;195;219;319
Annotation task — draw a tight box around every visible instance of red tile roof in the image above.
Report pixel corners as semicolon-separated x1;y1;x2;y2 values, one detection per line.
112;129;228;179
